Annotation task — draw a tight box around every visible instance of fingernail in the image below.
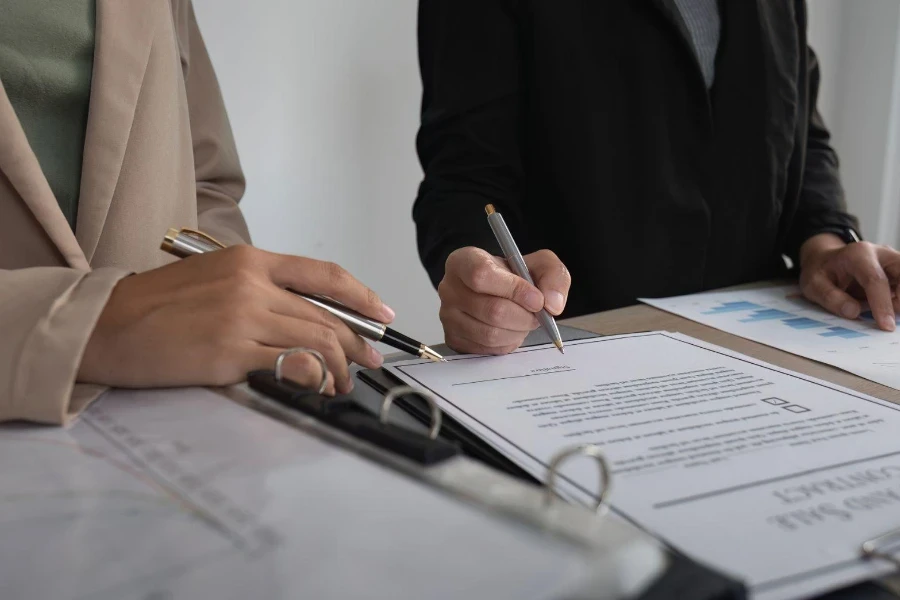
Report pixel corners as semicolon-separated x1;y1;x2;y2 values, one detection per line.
546;291;565;315
381;305;396;322
369;346;384;367
881;315;896;332
841;302;857;319
524;290;544;312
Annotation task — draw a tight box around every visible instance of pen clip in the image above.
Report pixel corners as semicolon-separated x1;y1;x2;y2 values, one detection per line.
179;228;227;250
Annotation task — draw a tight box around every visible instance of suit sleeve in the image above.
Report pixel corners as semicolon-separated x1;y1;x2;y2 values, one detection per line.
178;0;251;246
0;267;130;424
414;0;527;288
784;40;860;260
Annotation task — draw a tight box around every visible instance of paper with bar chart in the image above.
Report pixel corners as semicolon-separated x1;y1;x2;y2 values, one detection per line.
641;285;900;391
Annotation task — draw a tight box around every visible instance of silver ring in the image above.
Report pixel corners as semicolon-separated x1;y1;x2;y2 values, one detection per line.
380;386;442;440
274;348;329;395
544;444;612;515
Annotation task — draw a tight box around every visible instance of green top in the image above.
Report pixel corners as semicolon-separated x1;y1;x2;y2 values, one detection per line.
0;0;96;230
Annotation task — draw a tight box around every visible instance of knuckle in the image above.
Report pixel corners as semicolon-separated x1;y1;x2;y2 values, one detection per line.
481;325;503;347
314;325;340;350
225;245;261;274
365;286;380;309
445;248;465;271
861;269;888;286
223;275;261;305
824;288;846;307
534;249;558;262
439;305;456;327
322;261;350;285
484;298;508;325
290;353;320;377
468;262;495;292
437;279;452;302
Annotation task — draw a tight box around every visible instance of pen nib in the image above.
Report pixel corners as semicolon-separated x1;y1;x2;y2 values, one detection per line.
554;340;565;354
420;345;446;363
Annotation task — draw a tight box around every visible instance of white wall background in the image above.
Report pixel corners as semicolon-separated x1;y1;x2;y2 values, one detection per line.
193;0;900;347
193;0;443;345
808;0;900;247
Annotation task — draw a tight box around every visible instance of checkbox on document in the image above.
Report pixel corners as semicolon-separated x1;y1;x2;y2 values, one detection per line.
782;405;810;414
762;397;788;406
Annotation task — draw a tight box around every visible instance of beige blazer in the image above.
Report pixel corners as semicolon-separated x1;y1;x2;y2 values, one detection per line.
0;0;250;424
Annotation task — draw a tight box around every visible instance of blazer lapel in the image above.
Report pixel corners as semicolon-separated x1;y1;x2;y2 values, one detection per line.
0;80;89;270
647;0;709;91
75;0;158;262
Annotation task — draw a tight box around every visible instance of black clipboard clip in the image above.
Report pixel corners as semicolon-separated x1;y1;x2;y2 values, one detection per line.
247;347;460;466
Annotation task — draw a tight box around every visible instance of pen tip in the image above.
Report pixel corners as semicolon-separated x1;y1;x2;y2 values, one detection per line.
554;340;565;354
485;204;496;216
421;346;445;363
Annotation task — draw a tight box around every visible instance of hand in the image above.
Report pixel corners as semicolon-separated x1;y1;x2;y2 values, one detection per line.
438;247;571;354
78;245;394;395
799;233;900;332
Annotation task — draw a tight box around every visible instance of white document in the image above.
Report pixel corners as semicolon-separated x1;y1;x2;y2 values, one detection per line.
387;332;900;600
0;388;590;600
641;285;900;391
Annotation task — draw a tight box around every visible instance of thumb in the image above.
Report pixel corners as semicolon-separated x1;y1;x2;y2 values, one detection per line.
524;250;572;315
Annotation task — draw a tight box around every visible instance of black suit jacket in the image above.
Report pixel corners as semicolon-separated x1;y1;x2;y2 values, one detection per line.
413;0;859;318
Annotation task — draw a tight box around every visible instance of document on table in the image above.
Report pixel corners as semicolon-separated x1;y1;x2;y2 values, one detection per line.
387;332;900;600
0;388;590;600
641;285;900;391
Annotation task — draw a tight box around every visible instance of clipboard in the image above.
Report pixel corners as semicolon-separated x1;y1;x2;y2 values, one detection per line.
356;326;900;600
236;341;747;600
356;325;601;481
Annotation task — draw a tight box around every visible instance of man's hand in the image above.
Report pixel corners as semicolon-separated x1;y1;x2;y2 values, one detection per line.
78;245;394;395
799;233;900;332
438;247;571;354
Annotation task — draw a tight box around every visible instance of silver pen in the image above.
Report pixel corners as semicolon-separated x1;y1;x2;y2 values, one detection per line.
160;228;444;362
484;205;564;354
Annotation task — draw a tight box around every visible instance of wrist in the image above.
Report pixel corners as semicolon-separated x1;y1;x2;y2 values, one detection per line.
799;233;847;270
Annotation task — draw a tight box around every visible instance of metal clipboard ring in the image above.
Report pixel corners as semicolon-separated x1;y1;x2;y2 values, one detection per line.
861;527;900;569
274;348;329;395
544;444;612;516
379;386;442;440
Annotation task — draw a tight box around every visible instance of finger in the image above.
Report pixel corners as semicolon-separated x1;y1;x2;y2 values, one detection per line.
447;248;544;312
802;273;861;320
253;346;337;396
876;245;900;286
440;306;529;351
267;288;384;369
252;314;354;393
438;279;539;332
266;254;395;323
871;246;900;316
443;332;521;356
524;250;571;315
848;249;896;331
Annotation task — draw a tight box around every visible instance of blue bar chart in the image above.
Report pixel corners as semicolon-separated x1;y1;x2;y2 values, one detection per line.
820;327;869;340
704;301;869;339
704;301;763;314
643;284;900;391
